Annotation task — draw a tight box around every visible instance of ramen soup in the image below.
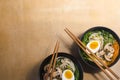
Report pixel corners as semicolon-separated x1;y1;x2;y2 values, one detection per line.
81;30;119;66
43;57;79;80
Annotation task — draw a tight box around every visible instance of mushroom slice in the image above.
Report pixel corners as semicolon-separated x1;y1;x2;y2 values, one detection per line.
44;64;50;71
104;53;113;62
96;50;105;59
104;43;114;53
52;68;62;78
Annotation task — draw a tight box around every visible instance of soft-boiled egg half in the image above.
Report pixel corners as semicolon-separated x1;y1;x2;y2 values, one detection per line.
87;40;100;53
62;69;74;80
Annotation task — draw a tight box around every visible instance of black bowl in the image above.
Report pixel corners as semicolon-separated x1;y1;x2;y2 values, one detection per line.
78;26;120;69
39;52;83;80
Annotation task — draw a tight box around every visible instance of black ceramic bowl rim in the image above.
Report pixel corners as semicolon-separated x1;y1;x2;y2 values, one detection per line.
39;52;83;80
78;26;120;69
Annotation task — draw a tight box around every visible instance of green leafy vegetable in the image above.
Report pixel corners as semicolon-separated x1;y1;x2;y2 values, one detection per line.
74;65;79;80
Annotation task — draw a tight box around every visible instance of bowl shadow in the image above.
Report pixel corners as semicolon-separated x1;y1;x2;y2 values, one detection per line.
26;62;40;80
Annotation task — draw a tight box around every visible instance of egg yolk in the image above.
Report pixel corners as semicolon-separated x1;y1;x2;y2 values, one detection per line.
64;70;73;79
90;41;98;49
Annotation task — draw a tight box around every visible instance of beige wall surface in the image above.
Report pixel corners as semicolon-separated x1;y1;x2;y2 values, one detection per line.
0;0;120;80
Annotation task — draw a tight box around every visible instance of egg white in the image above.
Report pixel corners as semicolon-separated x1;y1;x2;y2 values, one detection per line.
87;40;100;53
62;69;74;80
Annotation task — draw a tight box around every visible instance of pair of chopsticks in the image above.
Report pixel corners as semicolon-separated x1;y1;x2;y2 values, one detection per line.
64;28;120;80
45;40;60;80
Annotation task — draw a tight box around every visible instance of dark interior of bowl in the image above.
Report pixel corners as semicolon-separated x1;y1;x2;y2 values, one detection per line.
78;26;120;69
39;52;83;80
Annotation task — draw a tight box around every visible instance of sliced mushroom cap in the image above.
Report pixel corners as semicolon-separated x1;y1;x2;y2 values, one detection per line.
52;68;62;78
43;73;50;80
56;68;62;77
104;53;113;62
44;64;50;71
96;50;105;59
104;43;114;53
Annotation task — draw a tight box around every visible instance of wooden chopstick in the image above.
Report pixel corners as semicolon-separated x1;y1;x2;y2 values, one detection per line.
50;41;60;80
45;40;60;80
64;28;120;80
